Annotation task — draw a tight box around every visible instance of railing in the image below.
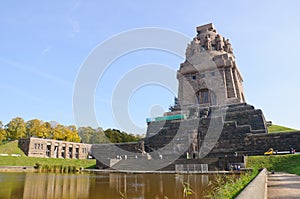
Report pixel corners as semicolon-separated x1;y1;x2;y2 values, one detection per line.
175;164;208;173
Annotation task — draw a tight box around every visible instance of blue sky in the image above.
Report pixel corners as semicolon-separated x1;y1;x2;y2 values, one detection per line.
1;1;300;134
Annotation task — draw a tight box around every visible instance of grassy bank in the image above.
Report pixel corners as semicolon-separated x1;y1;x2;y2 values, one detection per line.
268;124;298;133
205;154;300;198
205;170;259;199
247;154;300;175
0;140;26;156
0;156;96;168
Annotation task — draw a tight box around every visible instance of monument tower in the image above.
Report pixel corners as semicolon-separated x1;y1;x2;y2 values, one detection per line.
177;23;245;110
145;23;267;163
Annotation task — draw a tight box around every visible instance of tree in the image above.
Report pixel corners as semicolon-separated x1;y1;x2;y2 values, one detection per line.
104;128;139;143
78;126;107;144
65;125;80;142
0;121;6;142
78;126;95;143
5;117;26;140
26;119;49;138
52;124;64;141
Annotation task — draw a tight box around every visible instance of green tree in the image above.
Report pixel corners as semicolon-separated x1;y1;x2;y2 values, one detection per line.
5;117;26;140
104;129;139;143
0;121;7;142
78;126;108;144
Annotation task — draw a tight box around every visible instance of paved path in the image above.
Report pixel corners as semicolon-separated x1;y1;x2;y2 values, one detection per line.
268;172;300;199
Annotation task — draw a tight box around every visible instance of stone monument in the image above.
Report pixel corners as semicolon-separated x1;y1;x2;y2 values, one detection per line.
177;23;245;110
92;23;300;171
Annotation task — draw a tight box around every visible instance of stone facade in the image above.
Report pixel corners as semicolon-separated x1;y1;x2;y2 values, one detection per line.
19;137;91;159
145;103;267;157
177;23;245;110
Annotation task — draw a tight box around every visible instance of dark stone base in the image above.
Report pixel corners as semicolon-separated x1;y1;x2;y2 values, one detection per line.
92;103;300;170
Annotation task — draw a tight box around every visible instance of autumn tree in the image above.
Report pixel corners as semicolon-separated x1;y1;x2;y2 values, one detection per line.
26;119;49;138
5;117;26;140
65;125;81;142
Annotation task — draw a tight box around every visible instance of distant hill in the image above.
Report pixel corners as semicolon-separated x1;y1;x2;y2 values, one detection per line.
268;124;299;133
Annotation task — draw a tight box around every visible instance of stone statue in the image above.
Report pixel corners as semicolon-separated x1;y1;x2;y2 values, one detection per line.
185;37;201;58
185;43;192;58
137;141;145;154
204;34;212;51
189;129;198;158
224;38;233;54
215;34;223;51
194;37;201;52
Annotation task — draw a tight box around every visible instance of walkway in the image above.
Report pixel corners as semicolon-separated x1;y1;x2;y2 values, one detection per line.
268;172;300;199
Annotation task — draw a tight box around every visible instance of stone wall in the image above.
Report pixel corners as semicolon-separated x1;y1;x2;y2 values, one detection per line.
19;137;91;159
145;103;267;158
91;142;144;169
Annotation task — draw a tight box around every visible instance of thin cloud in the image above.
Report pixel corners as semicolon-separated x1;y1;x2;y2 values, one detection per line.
66;0;81;38
0;57;72;88
68;18;80;37
41;45;52;55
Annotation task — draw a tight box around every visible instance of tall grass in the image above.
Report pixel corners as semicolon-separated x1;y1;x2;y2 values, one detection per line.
35;163;81;173
204;169;259;199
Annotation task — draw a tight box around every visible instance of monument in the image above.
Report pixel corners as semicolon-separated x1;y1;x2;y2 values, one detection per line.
92;23;300;171
144;23;267;170
177;23;245;110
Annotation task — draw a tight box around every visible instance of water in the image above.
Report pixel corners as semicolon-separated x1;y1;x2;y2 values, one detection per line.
0;172;215;199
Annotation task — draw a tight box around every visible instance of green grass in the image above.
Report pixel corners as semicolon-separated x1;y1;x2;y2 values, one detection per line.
0;141;96;169
0;140;26;156
247;154;300;175
205;170;259;199
268;124;298;133
207;154;300;198
0;156;96;168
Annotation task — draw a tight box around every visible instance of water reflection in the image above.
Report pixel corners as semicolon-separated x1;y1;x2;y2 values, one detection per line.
0;172;214;199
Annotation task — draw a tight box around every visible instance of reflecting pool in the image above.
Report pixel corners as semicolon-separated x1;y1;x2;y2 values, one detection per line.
0;172;216;199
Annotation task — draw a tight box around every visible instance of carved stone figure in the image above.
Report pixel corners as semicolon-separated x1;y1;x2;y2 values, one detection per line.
185;37;201;58
190;129;198;156
137;141;145;154
185;43;192;58
224;38;233;54
215;34;223;51
204;34;212;50
194;37;201;53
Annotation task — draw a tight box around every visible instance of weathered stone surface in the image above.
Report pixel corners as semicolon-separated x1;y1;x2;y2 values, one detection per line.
19;137;91;159
178;23;245;109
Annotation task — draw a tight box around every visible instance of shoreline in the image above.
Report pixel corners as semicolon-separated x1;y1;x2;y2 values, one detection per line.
0;165;250;174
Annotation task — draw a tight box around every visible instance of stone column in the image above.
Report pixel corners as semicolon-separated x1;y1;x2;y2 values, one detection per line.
57;144;62;158
72;146;76;159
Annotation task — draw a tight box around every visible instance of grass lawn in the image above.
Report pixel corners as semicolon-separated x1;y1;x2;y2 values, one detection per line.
0;156;96;168
0;140;96;168
247;154;300;175
268;124;298;133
